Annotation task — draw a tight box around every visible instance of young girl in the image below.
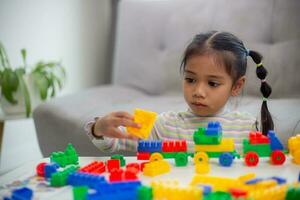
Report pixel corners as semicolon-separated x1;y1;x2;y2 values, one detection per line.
85;31;273;154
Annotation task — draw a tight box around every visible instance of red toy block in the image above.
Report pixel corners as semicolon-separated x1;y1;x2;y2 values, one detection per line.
137;152;151;160
162;140;187;152
36;162;47;177
124;168;138;181
126;163;140;172
249;131;270;144
140;161;149;172
79;161;106;174
106;159;120;172
229;188;247;198
109;168;124;182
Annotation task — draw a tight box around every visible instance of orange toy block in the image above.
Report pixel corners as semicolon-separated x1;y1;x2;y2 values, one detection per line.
127;108;157;139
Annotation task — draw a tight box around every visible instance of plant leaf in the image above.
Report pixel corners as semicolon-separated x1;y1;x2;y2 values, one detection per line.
16;69;31;117
21;49;27;69
32;72;49;100
1;68;19;104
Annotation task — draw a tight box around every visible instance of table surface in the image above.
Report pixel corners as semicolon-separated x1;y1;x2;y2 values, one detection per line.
0;156;299;199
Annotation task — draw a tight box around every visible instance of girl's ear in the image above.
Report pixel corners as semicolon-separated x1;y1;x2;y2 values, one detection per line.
231;76;246;96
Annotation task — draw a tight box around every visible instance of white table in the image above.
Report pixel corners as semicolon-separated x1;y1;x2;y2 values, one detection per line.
0;156;299;199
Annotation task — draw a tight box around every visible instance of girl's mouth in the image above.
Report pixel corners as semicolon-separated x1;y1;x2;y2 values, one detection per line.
192;102;207;107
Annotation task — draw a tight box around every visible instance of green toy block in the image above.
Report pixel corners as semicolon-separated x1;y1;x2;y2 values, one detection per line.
204;191;233;200
175;152;188;167
161;152;177;159
193;127;221;145
285;186;300;200
73;186;88;200
50;143;79;167
137;185;153;200
50;165;79;187
243;139;271;157
111;154;126;167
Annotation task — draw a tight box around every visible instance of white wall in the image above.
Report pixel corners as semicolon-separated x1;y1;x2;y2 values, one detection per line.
0;0;113;95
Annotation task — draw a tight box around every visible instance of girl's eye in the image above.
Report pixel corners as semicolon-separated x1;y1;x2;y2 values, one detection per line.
185;77;196;83
208;81;220;87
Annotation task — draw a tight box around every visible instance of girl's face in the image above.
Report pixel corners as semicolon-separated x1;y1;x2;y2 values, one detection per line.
182;54;245;116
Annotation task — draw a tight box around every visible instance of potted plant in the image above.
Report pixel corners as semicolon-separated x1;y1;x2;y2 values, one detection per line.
0;42;66;117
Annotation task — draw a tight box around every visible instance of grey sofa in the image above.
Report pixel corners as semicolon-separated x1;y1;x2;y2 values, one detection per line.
33;0;300;157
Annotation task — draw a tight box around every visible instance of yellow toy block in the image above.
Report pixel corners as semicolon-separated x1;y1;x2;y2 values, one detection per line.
288;134;300;164
194;138;235;152
195;163;210;174
151;180;202;200
126;108;157;139
143;160;170;177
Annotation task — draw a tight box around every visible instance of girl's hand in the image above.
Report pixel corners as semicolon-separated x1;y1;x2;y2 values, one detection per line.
93;111;141;140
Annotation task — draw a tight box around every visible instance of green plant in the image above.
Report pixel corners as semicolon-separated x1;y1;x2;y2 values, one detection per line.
0;41;66;117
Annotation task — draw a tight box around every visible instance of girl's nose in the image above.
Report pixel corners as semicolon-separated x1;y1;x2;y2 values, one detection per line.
193;84;206;98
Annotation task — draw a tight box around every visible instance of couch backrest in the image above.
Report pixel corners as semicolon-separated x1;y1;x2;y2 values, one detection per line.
112;0;300;98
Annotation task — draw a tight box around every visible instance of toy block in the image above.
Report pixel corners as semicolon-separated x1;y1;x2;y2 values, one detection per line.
50;165;79;187
140;161;149;172
126;163;140;172
228;188;247;198
137;140;162;153
194;138;235;153
124;167;139;181
243;139;272;157
288;134;300;164
237;173;256;183
174;152;188;167
137;185;153;200
249;131;270;144
205;191;232;199
67;172;106;188
205;121;222;136
106;159;120;172
111;154;126;167
143;160;170;177
270;150;286;165
11;187;33;200
45;163;60;178
109;168;124;182
126;108;157;139
219;152;234;167
285;186;300;200
79;161;105;174
50;143;78;167
73;186;88;200
268;130;284;150
198;184;212;195
193;127;221;145
162;140;187;152
195;163;210;174
36;162;47;177
137;152;151;160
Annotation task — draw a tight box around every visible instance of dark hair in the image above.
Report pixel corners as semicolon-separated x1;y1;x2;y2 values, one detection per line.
180;31;273;135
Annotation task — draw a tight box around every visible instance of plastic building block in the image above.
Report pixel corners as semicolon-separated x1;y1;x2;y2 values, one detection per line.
109;168;123;182
268;130;284;150
199;184;212;195
137;152;151;160
137;140;162;153
109;167;139;182
111;154;126;167
50;165;79;187
288;134;300;164
143;160;170;177
244;151;259;166
162;140;187;152
11;187;33;200
204;191;232;200
126;108;157;139
126;163;140;172
45;163;60;178
195;163;210;174
149;152;164;162
140;161;149;172
124;167;139;181
50;143;79;167
228;188;247;198
243;139;272;157
36;162;46;177
219;152;234;167
205;121;222;136
73;186;88;200
270;150;286;165
194;152;209;164
67;172;106;188
285;186;300;200
194;138;235;153
249;131;270;144
79;161;106;174
106;159;120;172
174;152;188;166
193;127;221;145
137;185;152;200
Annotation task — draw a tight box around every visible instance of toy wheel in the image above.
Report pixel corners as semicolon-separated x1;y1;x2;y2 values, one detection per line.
219;152;234;167
149;152;163;162
270;150;286;165
194;152;209;164
175;152;188;167
244;152;259;166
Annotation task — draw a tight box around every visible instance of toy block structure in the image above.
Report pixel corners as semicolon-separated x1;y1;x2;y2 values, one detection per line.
79;161;106;174
111;154;126;167
50;143;78;167
143;160;170;177
151;180;202;200
288;134;300;164
193;122;222;145
67;172;106;188
243;130;286;166
50;165;79;187
126;108;157;139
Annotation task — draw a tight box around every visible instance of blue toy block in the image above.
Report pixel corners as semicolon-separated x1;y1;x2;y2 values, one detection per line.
245;178;264;185
11;187;33;200
45;163;59;178
268;130;284;150
219;152;234;167
137;140;162;153
67;172;106;188
197;184;212;195
205;121;222;136
270;176;287;185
